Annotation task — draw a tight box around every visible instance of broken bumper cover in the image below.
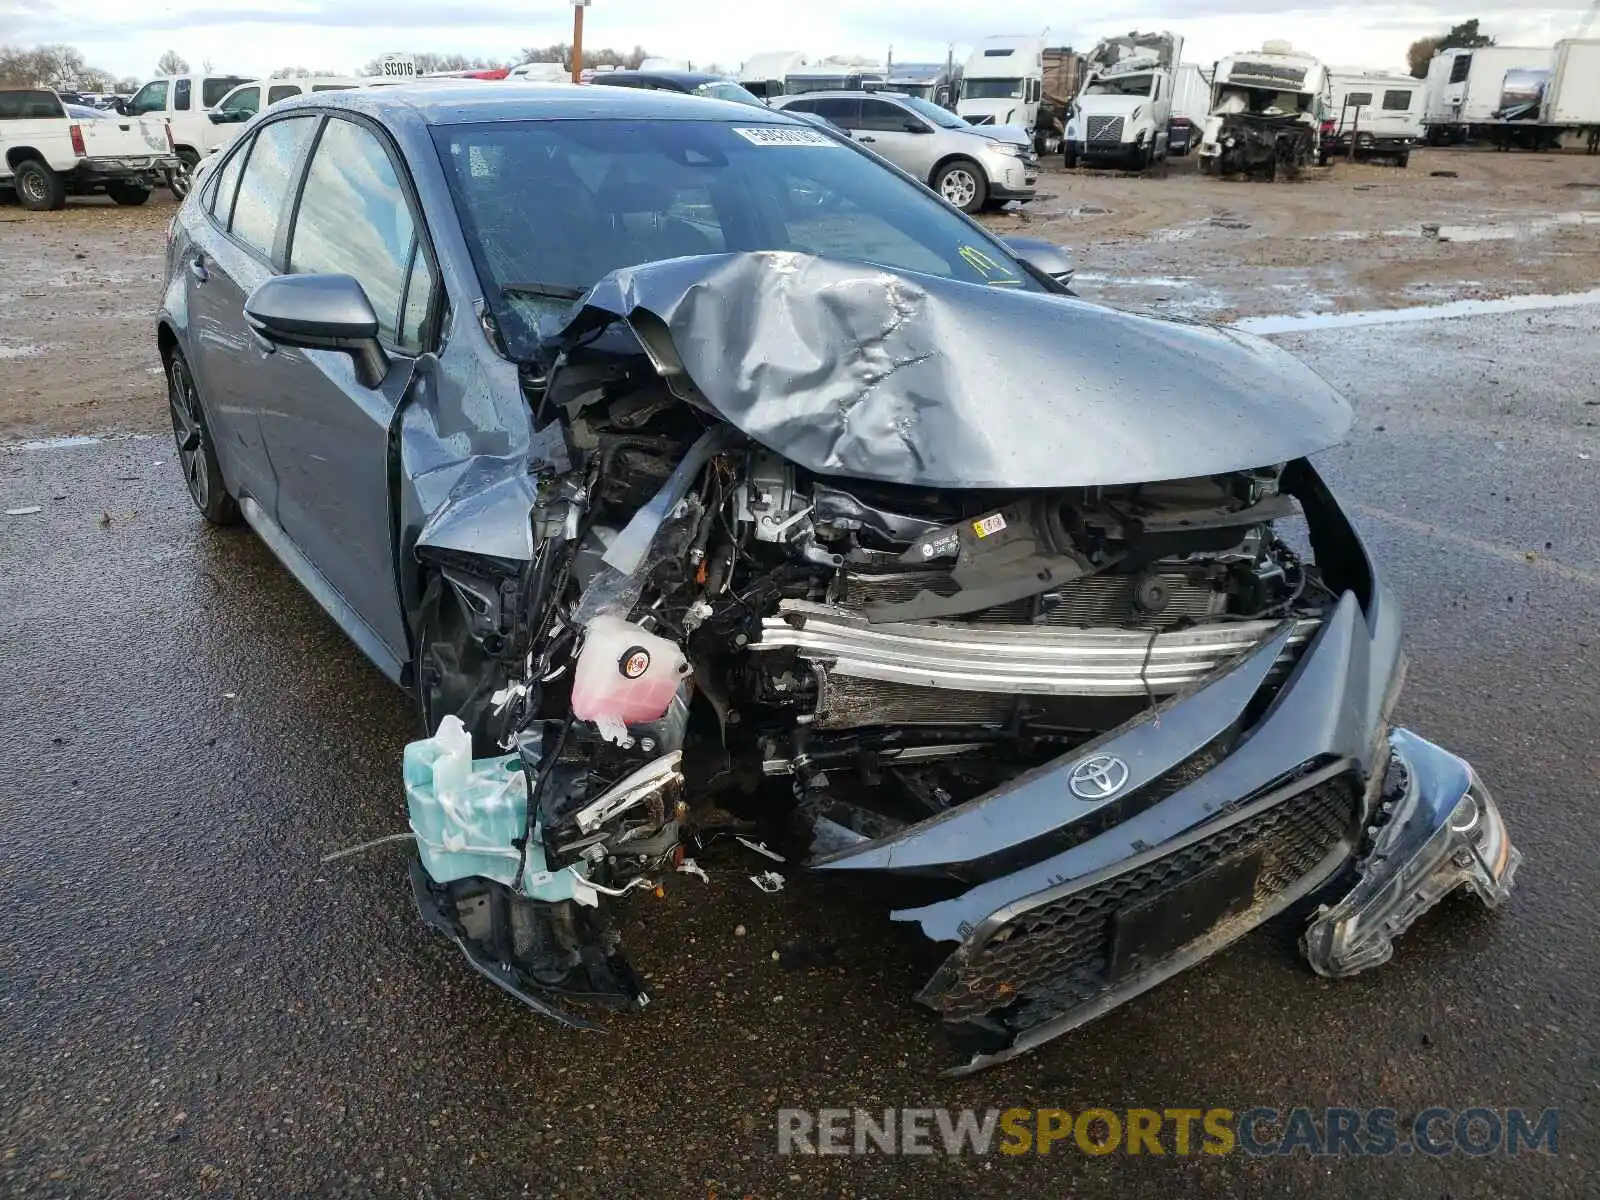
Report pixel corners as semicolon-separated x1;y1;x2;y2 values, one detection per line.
1303;727;1520;977
811;570;1518;1074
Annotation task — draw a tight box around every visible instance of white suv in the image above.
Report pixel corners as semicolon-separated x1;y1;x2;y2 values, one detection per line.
118;72;254;194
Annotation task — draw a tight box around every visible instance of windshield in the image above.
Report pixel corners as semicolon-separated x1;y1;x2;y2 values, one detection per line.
963;77;1023;101
1084;73;1154;98
897;94;966;128
692;80;765;106
433;118;1037;358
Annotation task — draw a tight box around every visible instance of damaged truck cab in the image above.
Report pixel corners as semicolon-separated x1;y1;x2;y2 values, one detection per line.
1198;42;1332;179
155;86;1519;1074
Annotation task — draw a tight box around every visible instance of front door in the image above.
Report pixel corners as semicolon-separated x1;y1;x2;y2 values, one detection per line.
255;113;438;669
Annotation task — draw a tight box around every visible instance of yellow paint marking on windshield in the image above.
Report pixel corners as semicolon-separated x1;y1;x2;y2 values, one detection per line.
959;244;1022;284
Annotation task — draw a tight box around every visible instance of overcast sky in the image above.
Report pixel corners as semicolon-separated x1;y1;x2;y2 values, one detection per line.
2;0;1592;80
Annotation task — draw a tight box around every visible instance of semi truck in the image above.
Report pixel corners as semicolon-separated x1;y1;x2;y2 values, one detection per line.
957;35;1047;139
1197;42;1331;179
1062;31;1183;170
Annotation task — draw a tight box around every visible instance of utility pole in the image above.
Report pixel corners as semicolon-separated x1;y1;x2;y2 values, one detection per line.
571;0;589;84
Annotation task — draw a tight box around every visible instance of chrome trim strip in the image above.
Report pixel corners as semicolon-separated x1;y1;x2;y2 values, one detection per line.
753;600;1318;697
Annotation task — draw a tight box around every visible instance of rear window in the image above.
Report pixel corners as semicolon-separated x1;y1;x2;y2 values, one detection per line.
203;76;252;107
268;84;300;105
1382;89;1413;111
0;90;64;120
228;115;318;259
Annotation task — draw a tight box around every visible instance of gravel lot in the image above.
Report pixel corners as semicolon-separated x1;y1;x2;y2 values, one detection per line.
2;146;1596;1198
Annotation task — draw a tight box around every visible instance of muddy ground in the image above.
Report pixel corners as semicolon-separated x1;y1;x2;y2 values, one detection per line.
2;146;1598;439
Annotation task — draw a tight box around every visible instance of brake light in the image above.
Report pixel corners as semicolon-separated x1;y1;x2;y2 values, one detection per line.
1320;119;1335;134
69;123;86;156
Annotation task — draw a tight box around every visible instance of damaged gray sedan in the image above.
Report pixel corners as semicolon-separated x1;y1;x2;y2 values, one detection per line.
157;84;1520;1073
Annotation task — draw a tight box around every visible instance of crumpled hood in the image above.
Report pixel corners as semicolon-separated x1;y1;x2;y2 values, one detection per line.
549;251;1352;489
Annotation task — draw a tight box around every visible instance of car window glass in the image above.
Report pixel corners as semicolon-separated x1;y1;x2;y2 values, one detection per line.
288;116;424;349
126;80;168;114
1448;55;1471;84
0;90;64;119
860;99;914;133
812;97;862;128
174;79;191;111
220;86;261;116
1345;91;1373;107
1382;90;1412;111
399;244;435;350
268;84;300;105
781;99;816;114
312;84;354;93
202;77;245;107
208;137;250;223
229;115;317;258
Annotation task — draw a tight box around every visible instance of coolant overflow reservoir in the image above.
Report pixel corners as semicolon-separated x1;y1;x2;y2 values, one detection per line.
571;615;691;729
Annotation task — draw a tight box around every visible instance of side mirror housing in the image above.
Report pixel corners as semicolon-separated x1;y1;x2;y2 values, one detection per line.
998;235;1075;288
903;120;931;134
244;274;390;388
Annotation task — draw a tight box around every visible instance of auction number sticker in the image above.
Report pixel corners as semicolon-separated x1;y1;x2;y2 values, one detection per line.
973;513;1008;538
732;126;840;148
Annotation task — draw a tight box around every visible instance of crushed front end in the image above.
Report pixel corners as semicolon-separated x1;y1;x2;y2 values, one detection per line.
398;252;1519;1068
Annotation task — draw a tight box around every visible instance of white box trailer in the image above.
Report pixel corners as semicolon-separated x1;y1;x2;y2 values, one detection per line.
1324;71;1424;165
1422;45;1554;141
1166;62;1212;154
1542;39;1600;127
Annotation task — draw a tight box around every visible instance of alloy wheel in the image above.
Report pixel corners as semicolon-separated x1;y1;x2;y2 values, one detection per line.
168;356;209;511
940;168;978;209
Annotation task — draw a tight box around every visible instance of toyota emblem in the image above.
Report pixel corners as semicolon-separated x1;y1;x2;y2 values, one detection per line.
1069;754;1130;800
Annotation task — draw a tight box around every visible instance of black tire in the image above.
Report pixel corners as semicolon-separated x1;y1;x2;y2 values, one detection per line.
13;159;65;211
166;148;200;200
1064;144;1079;169
106;180;150;206
166;349;238;525
1396;152;1410;169
931;158;987;214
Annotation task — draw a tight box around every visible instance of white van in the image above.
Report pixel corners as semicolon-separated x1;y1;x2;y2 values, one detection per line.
117;72;255;191
203;77;363;154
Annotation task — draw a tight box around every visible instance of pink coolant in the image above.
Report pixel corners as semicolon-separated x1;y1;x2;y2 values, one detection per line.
570;614;691;725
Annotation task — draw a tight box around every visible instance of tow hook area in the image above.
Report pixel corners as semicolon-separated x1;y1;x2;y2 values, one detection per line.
1303;728;1521;977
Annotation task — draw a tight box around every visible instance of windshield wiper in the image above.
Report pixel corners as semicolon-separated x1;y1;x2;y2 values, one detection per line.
500;283;588;301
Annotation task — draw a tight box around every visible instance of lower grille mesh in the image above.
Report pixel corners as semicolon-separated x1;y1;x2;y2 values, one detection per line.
926;773;1358;1025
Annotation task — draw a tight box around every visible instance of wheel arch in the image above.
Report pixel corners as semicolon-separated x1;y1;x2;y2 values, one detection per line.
5;146;46;172
926;152;987;188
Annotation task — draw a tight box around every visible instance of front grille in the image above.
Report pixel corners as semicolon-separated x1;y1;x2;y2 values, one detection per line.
924;773;1358;1026
1087;115;1125;144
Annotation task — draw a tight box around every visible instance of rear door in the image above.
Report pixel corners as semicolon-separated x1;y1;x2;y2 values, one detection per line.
254;112;439;666
183;113;321;514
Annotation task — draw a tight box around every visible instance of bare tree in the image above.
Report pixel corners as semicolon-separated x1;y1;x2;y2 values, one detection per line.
156;49;189;75
270;65;332;78
514;42;648;69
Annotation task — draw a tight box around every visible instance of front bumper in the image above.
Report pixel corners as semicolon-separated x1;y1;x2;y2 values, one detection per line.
803;463;1519;1072
1304;728;1519;976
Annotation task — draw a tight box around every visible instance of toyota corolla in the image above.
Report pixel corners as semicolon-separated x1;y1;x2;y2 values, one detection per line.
156;84;1519;1073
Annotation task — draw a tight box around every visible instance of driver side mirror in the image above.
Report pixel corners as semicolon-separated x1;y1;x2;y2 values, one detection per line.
903;120;931;134
998;235;1075;288
244;274;390;388
208;110;243;124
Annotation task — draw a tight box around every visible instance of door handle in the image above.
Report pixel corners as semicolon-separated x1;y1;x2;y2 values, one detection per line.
188;254;208;283
857;135;876;143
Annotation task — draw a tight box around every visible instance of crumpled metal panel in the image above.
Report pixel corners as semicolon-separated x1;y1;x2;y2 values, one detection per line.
549;251;1353;489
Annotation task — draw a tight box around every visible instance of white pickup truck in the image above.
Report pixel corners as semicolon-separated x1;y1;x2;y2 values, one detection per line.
1;88;179;210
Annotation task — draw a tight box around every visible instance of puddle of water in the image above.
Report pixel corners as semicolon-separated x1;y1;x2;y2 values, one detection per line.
1425;210;1600;242
1234;287;1600;335
0;433;155;453
1074;273;1198;287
